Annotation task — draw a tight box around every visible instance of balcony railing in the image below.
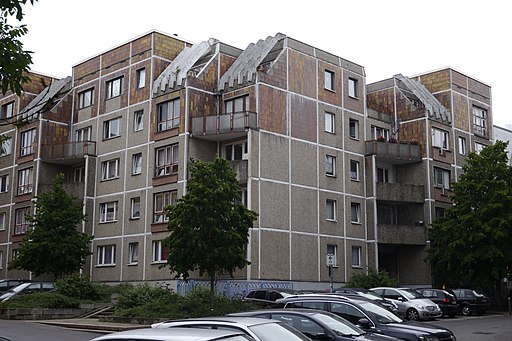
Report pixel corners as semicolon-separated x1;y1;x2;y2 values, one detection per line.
192;111;257;136
376;182;425;203
41;141;96;161
377;224;427;245
365;140;421;163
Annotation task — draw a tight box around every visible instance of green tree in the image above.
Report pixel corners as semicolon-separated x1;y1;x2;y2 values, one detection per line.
163;157;258;303
426;141;512;289
1;0;37;95
9;173;92;278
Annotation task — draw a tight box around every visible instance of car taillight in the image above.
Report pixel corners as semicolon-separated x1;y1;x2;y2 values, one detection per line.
443;298;449;303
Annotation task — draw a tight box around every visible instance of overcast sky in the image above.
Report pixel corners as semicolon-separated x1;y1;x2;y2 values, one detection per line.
19;0;512;128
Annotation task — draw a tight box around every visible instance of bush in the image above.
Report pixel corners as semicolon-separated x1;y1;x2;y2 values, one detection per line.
345;268;398;288
116;283;179;310
56;274;99;300
0;292;81;308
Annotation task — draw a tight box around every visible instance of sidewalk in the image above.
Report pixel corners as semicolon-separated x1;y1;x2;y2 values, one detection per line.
35;318;149;333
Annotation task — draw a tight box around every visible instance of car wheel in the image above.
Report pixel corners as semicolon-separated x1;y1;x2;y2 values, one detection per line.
406;308;419;321
461;304;471;316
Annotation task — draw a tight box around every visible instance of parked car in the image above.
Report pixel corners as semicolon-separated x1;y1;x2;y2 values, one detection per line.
415;288;459;317
0;279;30;294
151;316;311;341
90;327;256;341
242;288;299;306
450;288;490;316
0;281;55;301
276;294;456;341
332;288;399;315
228;308;402;341
370;287;442;321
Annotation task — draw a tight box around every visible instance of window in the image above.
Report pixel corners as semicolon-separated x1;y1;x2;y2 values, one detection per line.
106;77;123;99
352;246;361;267
73;167;85;182
1;101;14;119
103;117;121;139
458;136;467;155
351;202;361;223
78;88;93;109
473;106;487;136
131;197;140;219
326;199;336;221
0;174;8;192
12;249;19;261
224;141;247;160
153;191;177;223
434;167;450;189
133;110;143;131
432;128;448;149
15;207;31;234
75;127;91;142
349;119;359;139
0;250;3;269
0;137;11;156
475;142;486;154
377;167;389;183
132;153;142;175
350;160;359;181
371;126;390;140
99;201;117;223
17;167;32;195
327;244;338;267
0;212;5;230
325;112;335;133
136;68;146;89
128;242;139;264
20;129;35;156
325;155;336;176
97;245;115;266
348;78;358;98
156;98;180;132
324;70;335;91
152;240;168;263
225;95;249;114
155;144;179;177
101;159;119;180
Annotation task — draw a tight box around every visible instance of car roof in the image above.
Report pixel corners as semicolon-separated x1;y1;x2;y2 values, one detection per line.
229;308;328;317
91;327;247;341
155;316;281;327
276;293;366;304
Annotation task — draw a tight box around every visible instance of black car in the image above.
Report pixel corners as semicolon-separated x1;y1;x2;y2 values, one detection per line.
242;288;299;306
0;279;29;294
333;288;399;315
450;288;490;316
416;288;459;317
229;308;402;341
276;294;456;341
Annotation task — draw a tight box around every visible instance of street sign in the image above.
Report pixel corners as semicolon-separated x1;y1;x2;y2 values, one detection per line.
326;254;335;266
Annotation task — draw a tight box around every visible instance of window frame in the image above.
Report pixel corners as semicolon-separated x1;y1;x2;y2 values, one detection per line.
152;240;168;263
475;142;486;154
99;201;117;223
348;77;358;98
155;144;179;177
371;125;390;140
326;199;337;221
0;137;11;156
350;202;361;224
97;244;116;266
15;207;31;234
133;110;144;131
224;95;249;114
17;167;33;195
472;106;487;136
132;153;142;175
0;174;8;193
103;117;121;140
153;191;177;224
458;136;467;155
75;126;92;142
73;167;85;182
325;112;335;133
0;211;6;231
352;246;362;268
20;128;36;156
78;88;94;109
324;70;335;91
223;141;248;161
1;101;14;119
432;128;449;149
101;159;120;181
156;98;180;132
349;119;359;140
136;68;146;89
350;160;359;181
325;154;336;177
327;244;338;267
106;77;123;99
131;197;141;220
433;167;450;189
128;242;139;265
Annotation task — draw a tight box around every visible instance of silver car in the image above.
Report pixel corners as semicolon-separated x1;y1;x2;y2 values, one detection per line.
370;287;442;321
90;327;255;341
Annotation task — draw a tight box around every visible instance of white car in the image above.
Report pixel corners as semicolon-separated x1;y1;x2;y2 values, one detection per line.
90;327;255;341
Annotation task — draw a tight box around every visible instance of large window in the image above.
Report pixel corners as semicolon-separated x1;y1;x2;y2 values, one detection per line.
75;126;91;142
97;245;116;266
348;78;358;98
0;137;11;156
434;167;450;189
224;141;247;160
0;174;8;192
1;101;14;119
352;246;361;267
326;199;336;221
17;167;32;195
349;119;359;139
128;242;139;264
324;70;335;91
78;88;93;109
325;155;336;176
350;160;359;181
20;129;35;156
131;197;140;219
152;240;168;263
371;126;390;140
132;153;142;175
472;106;487;136
103;117;121;139
351;202;361;223
101;159;119;181
136;68;146;89
325;112;335;133
15;207;31;234
155;144;179;177
153;191;177;223
156;98;180;132
432;128;448;149
99;201;117;223
225;95;249;114
106;77;123;99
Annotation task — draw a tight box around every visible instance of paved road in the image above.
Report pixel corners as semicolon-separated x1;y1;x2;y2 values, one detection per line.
0;320;103;341
432;314;512;341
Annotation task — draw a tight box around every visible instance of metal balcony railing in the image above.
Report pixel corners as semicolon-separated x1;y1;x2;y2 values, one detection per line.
41;141;96;160
192;111;257;136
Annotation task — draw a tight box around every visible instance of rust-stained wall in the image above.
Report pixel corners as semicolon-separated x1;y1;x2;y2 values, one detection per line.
288;49;316;98
259;85;287;135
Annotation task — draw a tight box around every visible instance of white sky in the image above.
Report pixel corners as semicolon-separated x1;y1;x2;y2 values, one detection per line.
19;0;512;128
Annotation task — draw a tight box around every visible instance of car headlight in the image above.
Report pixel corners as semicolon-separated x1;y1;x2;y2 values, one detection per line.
415;304;425;310
419;336;440;341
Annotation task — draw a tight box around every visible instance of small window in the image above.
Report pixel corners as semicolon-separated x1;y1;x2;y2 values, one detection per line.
327;244;338;266
0;250;3;269
0;137;12;156
458;136;466;155
99;201;117;223
475;142;486;154
128;242;139;264
377;167;389;183
97;245;116;266
432;128;448;149
472;106;488;137
75;127;91;142
0;212;6;230
152;240;168;263
156;98;180;132
103;117;121;139
101;159;119;181
17;167;33;195
325;155;336;176
0;174;8;192
136;68;146;89
73;167;85;183
325;70;335;91
349;119;359;139
106;77;123;99
350;160;359;181
326;199;336;221
350;202;361;223
1;101;14;119
132;153;142;175
131;197;140;219
224;141;247;161
325;112;335;133
20;129;36;156
434;167;450;189
352;246;361;267
155;144;179;177
371;126;390;140
134;110;143;131
153;191;177;223
348;78;358;98
78;88;94;109
15;207;31;234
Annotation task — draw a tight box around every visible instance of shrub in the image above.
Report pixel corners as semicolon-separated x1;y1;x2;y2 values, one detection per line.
345;268;398;288
0;292;80;308
56;274;99;300
116;283;179;310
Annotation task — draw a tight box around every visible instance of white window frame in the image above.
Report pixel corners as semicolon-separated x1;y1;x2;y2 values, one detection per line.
223;141;248;161
106;77;123;99
152;240;168;263
0;174;8;192
325;112;335;133
350;160;359;181
0;250;3;269
132;153;142;175
101;159;119;181
128;242;139;264
133;110;143;131
153;191;177;223
75;127;91;142
15;207;31;234
131;197;140;219
1;101;14;119
432;128;448;149
136;68;146;89
78;88;93;109
348;77;358;98
156;98;180;132
73;167;85;182
97;245;116;266
351;202;361;223
0;137;11;156
472;106;487;136
99;201;117;223
352;246;362;267
20;129;35;156
103;117;121;139
0;212;6;230
475;142;486;154
349;119;359;139
327;244;338;267
326;199;336;221
155;144;179;177
377;167;390;183
324;70;335;91
434;167;450;189
371;126;390;140
458;136;466;155
17;167;33;195
325;155;336;176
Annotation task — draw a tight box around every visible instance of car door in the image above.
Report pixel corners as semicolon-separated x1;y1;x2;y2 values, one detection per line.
329;301;370;327
269;313;332;341
381;289;406;315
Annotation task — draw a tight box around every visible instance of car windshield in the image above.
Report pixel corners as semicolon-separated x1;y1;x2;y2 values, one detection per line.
359;301;403;324
356;291;383;300
312;313;365;336
400;289;424;299
249;322;310;341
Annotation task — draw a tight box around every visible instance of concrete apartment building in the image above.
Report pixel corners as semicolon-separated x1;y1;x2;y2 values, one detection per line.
0;30;494;290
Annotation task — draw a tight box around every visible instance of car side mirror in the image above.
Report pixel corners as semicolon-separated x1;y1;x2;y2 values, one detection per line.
397;296;404;301
358;318;372;328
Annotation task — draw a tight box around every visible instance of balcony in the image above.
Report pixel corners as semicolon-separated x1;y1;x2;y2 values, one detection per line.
377;224;427;245
192;111;257;141
365;140;421;164
41;141;96;164
376;182;424;203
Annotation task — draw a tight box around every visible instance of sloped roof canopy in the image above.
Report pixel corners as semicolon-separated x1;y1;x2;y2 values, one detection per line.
21;76;72;121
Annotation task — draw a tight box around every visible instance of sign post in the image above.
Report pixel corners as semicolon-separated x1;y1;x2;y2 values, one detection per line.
326;254;335;292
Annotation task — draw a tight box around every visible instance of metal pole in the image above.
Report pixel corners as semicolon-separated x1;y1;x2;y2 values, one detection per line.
508;296;511;315
329;265;333;293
